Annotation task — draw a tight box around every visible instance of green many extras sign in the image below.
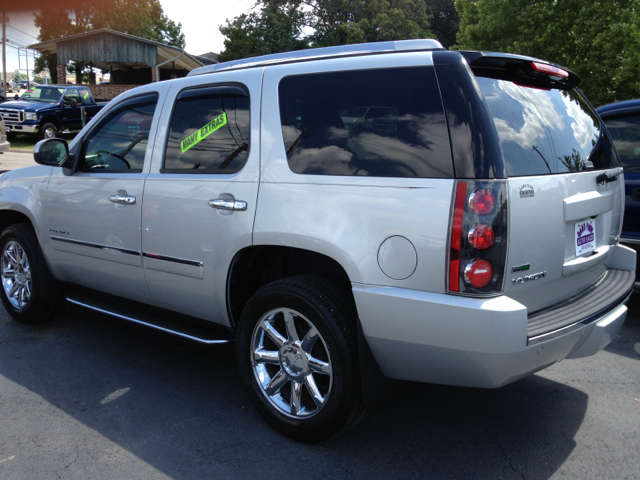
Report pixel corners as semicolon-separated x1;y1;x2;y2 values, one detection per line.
180;112;227;153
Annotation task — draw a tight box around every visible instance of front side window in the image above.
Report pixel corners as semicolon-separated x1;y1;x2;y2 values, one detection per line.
63;89;81;106
78;94;158;173
163;86;250;172
278;67;453;178
602;114;640;170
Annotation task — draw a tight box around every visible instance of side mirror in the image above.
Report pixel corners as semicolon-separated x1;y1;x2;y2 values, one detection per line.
34;138;70;167
65;99;78;108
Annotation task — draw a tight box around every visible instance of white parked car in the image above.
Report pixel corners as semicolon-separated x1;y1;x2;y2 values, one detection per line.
0;40;635;441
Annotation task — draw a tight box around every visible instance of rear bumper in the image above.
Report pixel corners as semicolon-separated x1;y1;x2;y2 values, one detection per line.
353;276;631;388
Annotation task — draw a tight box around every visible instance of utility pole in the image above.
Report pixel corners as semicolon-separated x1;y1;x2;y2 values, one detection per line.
2;11;7;100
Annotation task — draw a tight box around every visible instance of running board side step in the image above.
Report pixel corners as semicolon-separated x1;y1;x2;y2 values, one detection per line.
65;289;235;344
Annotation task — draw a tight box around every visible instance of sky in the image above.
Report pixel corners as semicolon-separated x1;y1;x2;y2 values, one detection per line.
1;1;257;80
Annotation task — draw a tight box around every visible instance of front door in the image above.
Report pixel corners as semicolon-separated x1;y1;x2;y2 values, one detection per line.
60;88;83;133
141;70;262;324
44;91;162;302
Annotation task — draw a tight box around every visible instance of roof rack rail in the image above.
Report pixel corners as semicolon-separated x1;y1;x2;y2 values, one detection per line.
188;39;445;77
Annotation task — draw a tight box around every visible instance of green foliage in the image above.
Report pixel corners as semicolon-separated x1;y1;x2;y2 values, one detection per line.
33;0;185;83
12;70;26;84
425;0;459;49
218;0;435;61
218;3;308;62
455;0;640;106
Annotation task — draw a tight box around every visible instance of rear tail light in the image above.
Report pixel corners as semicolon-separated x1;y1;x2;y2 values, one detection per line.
448;180;508;295
464;259;493;288
468;224;495;250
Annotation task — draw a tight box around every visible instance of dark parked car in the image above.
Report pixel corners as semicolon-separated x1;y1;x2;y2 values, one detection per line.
597;99;640;289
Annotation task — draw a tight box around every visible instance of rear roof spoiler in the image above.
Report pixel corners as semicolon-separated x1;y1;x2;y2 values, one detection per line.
460;51;581;89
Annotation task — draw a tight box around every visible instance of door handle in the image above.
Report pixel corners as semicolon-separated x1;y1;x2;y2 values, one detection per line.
109;194;136;205
208;199;247;211
632;187;640;202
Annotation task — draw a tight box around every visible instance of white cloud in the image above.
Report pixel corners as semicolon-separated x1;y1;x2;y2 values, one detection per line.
160;0;257;55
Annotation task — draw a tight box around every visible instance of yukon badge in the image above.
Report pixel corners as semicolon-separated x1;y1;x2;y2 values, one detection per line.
511;271;547;285
519;184;534;198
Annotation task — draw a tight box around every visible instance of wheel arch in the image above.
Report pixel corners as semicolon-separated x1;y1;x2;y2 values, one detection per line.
39;116;60;133
227;245;355;330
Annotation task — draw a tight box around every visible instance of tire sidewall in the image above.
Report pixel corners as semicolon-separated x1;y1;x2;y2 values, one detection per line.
39;123;58;141
0;227;40;319
237;282;358;439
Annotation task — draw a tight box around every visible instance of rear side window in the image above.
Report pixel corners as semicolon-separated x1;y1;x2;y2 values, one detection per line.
278;67;453;178
477;77;617;176
601;115;640;170
163;86;250;172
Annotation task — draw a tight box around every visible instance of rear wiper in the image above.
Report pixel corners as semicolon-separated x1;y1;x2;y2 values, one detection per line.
596;169;623;185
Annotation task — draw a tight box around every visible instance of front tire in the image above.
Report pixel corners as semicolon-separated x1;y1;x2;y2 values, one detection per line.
237;276;365;442
38;122;58;141
0;224;64;324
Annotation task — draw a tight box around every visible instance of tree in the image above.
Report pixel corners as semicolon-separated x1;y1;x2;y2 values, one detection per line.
12;70;25;84
218;3;308;62
455;0;640;106
33;0;185;83
218;0;434;61
425;0;459;49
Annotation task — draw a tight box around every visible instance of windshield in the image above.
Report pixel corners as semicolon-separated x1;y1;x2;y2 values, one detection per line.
476;77;617;176
20;86;63;103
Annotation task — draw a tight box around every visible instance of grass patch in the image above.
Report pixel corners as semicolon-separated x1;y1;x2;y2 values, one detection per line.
9;134;78;151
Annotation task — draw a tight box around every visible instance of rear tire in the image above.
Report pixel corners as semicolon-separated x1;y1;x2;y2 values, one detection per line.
236;275;365;442
0;224;64;324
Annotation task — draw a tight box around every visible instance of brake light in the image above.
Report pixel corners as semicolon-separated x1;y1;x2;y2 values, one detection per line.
449;182;468;292
447;180;508;295
532;62;569;79
464;260;493;288
468;224;495;250
469;188;495;215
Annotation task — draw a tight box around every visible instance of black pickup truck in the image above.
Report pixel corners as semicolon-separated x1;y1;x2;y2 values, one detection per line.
0;85;108;140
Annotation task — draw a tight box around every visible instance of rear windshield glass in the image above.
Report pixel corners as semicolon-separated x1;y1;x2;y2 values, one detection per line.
278;67;453;178
601;114;640;171
477;77;616;176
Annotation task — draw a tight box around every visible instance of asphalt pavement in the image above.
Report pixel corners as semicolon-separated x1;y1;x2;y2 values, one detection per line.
0;150;37;172
0;293;638;479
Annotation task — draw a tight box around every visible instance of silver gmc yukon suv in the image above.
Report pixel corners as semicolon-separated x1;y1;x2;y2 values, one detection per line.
0;40;635;441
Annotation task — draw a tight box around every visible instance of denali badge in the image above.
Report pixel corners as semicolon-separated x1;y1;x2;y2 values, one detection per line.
511;271;546;285
519;184;534;198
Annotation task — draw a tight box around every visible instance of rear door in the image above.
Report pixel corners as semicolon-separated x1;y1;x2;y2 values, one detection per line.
475;74;624;313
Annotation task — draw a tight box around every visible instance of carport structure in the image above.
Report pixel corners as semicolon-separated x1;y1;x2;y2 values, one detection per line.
29;28;214;99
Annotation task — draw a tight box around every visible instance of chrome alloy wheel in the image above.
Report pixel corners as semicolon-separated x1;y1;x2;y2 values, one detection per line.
1;240;32;309
251;308;333;418
43;126;56;139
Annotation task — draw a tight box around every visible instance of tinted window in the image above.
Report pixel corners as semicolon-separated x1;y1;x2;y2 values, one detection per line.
278;67;453;178
79;94;158;172
602;115;640;170
164;88;250;172
477;77;616;176
63;88;81;106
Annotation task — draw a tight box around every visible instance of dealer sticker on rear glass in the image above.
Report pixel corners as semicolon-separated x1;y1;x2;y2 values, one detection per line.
575;219;596;256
